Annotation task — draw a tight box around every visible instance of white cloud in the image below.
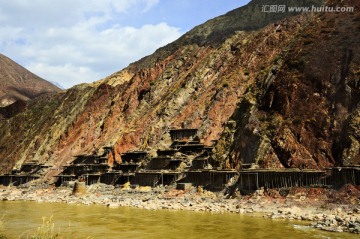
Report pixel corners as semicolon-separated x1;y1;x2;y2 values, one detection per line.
27;63;99;89
24;22;180;88
140;0;160;13
0;0;181;89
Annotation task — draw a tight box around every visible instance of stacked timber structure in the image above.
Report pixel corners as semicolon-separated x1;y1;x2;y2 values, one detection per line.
130;128;234;188
54;154;111;186
237;166;360;193
0;161;49;186
327;167;360;188
52;128;238;190
1;129;359;193
238;169;327;193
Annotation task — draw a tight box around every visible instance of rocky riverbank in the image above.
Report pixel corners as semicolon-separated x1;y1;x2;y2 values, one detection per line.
0;183;359;234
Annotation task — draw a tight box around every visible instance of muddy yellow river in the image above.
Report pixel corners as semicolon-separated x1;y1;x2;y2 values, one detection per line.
0;201;357;239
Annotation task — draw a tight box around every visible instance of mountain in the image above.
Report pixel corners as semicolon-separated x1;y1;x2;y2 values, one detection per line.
50;81;65;90
0;54;60;107
133;0;326;69
0;0;359;179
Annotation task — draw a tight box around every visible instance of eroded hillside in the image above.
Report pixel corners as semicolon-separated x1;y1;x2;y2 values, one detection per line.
214;0;360;169
0;0;358;181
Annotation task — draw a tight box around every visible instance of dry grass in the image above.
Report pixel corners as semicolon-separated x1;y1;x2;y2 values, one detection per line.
0;215;93;239
27;216;63;239
0;215;7;239
21;216;93;239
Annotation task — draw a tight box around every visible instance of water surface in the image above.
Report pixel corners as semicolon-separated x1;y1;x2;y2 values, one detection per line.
0;201;357;239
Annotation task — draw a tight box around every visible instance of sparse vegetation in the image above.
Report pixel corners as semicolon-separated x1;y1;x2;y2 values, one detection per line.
24;216;65;239
0;216;6;239
16;216;93;239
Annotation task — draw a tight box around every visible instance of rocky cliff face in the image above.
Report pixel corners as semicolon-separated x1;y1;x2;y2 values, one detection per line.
0;0;359;179
214;0;360;169
0;54;60;108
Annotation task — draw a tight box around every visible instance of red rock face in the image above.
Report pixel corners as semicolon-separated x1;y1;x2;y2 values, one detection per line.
217;1;360;169
0;0;359;177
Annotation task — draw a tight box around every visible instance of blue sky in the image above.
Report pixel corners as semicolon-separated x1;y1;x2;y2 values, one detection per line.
0;0;250;88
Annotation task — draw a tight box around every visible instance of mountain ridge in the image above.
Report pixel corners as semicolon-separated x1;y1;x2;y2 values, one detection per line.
130;0;324;70
0;0;358;180
0;53;61;107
